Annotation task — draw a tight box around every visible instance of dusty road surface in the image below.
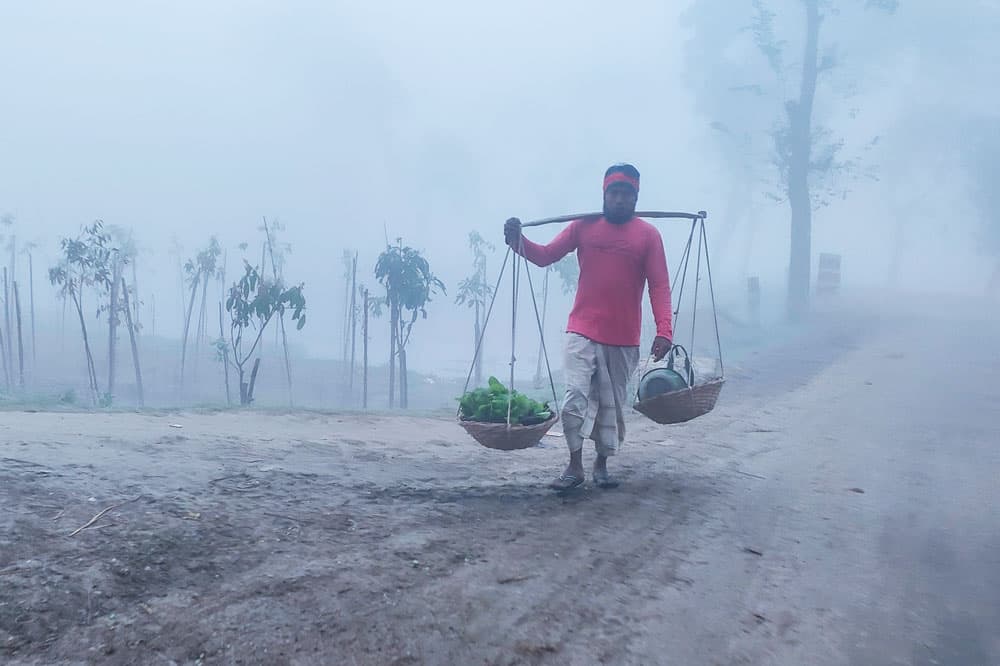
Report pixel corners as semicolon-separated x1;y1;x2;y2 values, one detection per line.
2;300;999;665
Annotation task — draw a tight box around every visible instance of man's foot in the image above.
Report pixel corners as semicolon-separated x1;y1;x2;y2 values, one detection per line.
593;456;619;489
548;464;586;491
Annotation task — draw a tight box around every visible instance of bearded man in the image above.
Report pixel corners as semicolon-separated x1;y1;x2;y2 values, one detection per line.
504;163;673;490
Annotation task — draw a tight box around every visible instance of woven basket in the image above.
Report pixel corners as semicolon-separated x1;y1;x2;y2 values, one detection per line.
633;378;724;425
459;414;560;451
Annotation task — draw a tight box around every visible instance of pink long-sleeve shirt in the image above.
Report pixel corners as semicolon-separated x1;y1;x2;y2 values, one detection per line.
518;216;672;347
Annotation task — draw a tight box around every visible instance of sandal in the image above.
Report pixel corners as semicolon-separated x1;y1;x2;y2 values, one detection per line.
592;466;620;489
548;473;585;491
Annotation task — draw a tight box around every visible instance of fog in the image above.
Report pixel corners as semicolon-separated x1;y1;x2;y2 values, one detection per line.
1;1;998;408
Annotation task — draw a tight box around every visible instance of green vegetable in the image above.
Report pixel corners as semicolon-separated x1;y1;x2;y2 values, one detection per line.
458;376;552;425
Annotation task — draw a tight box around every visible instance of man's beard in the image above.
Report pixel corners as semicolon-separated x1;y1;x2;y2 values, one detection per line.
603;204;635;225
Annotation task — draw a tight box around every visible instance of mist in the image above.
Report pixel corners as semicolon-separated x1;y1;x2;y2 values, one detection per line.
1;1;997;409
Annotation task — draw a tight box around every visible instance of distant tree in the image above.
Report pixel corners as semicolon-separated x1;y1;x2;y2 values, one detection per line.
1;214;15;385
49;222;116;405
261;217;294;404
375;240;445;409
224;262;306;405
683;0;896;318
454;231;494;387
180;237;223;388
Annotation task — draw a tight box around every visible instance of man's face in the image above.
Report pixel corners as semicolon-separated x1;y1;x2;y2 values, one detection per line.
603;183;638;223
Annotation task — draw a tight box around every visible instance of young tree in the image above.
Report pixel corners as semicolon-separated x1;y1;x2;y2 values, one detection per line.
102;227;140;402
49;222;115;405
180;237;223;388
375;240;445;409
683;0;896;318
21;241;38;374
224;262;306;405
454;231;494;388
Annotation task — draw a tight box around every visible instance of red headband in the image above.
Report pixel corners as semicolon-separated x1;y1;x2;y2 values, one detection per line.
603;171;639;192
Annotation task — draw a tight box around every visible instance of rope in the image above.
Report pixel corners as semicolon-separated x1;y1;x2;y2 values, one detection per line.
507;244;521;428
690;218;704;366
670;219;698;334
701;219;725;378
459;247;511;409
458;238;560;429
520;243;561;413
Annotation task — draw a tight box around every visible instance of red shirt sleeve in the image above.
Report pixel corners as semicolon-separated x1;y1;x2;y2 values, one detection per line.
644;226;673;341
517;221;578;267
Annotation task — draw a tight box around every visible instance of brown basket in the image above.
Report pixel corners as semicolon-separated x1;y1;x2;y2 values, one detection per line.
459;414;560;451
633;378;725;425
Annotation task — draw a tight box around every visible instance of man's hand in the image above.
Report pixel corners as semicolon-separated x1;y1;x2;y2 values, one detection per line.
651;336;672;362
504;217;522;247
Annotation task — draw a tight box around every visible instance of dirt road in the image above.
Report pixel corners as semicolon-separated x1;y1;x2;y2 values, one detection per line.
2;300;998;665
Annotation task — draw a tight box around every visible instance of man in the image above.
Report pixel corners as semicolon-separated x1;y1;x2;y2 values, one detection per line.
504;163;673;490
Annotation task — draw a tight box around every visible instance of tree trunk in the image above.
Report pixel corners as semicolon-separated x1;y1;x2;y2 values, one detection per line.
3;268;11;381
219;301;231;406
0;300;9;391
131;258;140;330
107;259;121;401
29;253;36;372
362;289;369;410
192;275;210;381
121;278;144;407
72;292;100;405
277;315;292;406
343;259;351;363
399;326;410;409
61;292;67;355
388;299;398;409
247;357;261;404
239;367;247;405
179;272;200;388
14;281;24;391
785;0;821;320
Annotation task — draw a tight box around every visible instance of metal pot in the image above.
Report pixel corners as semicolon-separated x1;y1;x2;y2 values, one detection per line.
637;366;690;402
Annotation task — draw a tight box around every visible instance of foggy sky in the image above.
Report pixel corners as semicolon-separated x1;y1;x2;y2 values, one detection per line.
2;1;997;372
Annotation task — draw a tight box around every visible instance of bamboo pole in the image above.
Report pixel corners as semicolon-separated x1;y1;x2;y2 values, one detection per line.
521;210;706;228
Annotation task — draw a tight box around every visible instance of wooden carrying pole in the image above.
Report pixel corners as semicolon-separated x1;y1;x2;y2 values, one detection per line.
522;210;707;228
